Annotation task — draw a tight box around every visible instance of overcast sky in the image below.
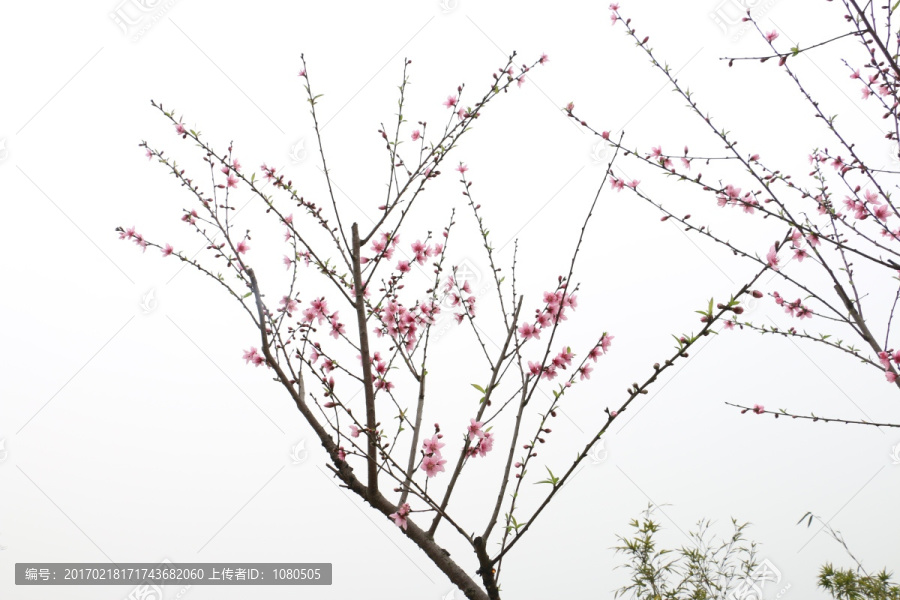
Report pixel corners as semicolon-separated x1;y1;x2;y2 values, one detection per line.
1;1;898;599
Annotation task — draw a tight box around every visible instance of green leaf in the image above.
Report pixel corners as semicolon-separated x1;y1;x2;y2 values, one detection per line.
535;466;559;486
472;383;485;393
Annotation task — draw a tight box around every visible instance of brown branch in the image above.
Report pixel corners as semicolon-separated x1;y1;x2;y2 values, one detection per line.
725;402;900;428
351;223;379;494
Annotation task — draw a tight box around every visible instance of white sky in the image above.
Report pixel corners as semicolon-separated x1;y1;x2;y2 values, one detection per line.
1;0;898;599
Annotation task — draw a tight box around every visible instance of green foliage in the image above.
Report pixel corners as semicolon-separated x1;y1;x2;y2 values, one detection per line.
800;512;899;600
613;508;897;600
613;505;759;600
819;565;900;600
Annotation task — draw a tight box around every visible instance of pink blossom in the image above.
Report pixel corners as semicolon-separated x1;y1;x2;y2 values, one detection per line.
350;425;360;438
528;361;542;377
765;30;779;42
475;431;494;457
723;320;734;330
161;244;174;257
456;163;469;174
389;503;411;530
397;260;411;273
411;129;421;141
556;347;575;368
518;322;540;341
227;173;238;188
423;435;445;456
236;240;250;254
280;295;299;315
752;404;765;414
443;95;458;109
886;370;897;384
579;364;593;380
536;311;552;328
793;248;808;262
242;347;265;367
374;377;395;392
539;53;549;64
421;454;447;477
468;419;485;440
766;244;780;270
600;333;614;353
329;312;346;339
337;447;346;461
145;148;153;160
175;122;186;135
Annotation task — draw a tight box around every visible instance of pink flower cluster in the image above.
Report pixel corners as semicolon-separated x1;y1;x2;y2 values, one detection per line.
279;295;299;316
609;176;640;191
527;334;612;382
242;347;266;367
465;419;494;458
370;351;394;392
420;432;447;477
376;300;420;352
854;69;892;100
716;184;759;214
396;239;442;274
772;291;813;319
118;226;148;252
389;502;411;530
299;298;346;339
181;209;199;225
284;251;312;269
310;344;337;375
445;275;478;322
260;163;277;182
364;232;400;263
518;289;579;342
844;189;893;223
878;350;900;383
